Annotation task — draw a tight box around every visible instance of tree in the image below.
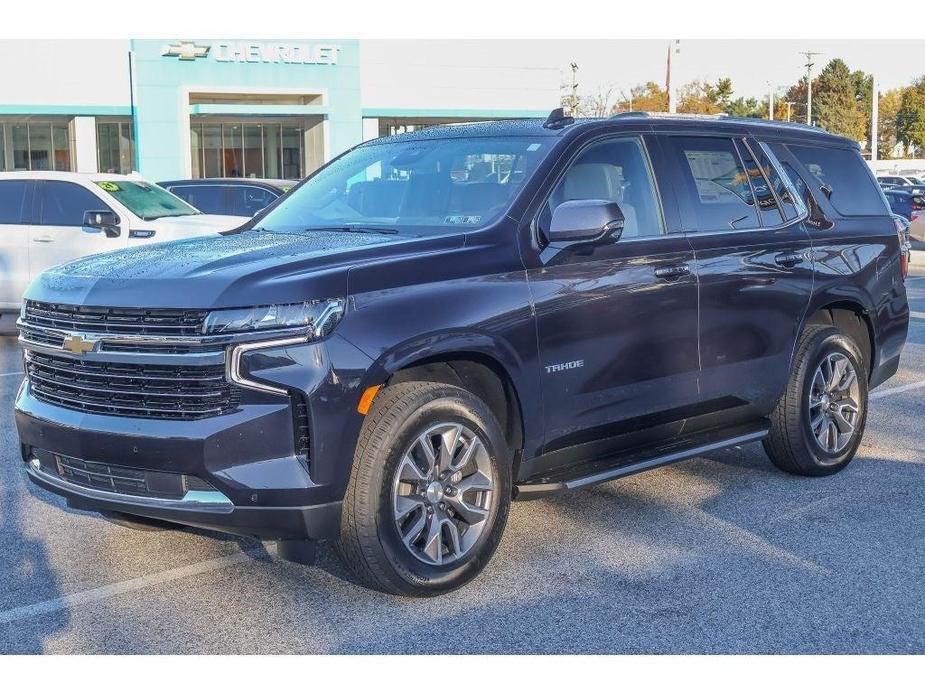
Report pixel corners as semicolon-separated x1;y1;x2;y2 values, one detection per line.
878;88;905;159
614;81;668;112
725;96;763;119
812;58;868;141
578;86;616;117
678;79;728;114
897;76;925;153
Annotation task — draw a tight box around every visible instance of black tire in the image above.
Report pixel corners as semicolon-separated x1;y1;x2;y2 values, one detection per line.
763;324;868;476
335;380;511;597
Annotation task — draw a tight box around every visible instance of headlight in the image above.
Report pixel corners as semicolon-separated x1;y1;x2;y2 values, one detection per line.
203;299;345;336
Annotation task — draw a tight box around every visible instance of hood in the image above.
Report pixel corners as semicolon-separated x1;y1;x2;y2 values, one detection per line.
27;229;463;309
146;214;250;240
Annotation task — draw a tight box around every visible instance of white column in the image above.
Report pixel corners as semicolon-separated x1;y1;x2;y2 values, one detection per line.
362;118;380;142
870;74;879;163
73;116;98;173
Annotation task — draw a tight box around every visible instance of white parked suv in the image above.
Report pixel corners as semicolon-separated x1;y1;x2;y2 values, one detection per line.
0;171;248;312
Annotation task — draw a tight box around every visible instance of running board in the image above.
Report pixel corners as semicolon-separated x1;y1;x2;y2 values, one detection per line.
515;427;769;501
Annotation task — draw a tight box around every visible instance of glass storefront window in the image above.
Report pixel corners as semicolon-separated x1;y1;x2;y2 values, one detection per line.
190;120;305;180
1;121;73;172
96;121;133;174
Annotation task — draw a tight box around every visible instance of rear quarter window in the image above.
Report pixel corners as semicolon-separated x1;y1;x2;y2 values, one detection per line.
788;144;889;217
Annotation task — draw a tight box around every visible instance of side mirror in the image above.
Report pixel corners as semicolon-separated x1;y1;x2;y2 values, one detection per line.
83;210;121;238
548;199;625;244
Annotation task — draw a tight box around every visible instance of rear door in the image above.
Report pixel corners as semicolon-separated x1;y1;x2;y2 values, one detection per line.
30;180;124;279
662;133;815;418
0;180;32;308
524;133;700;467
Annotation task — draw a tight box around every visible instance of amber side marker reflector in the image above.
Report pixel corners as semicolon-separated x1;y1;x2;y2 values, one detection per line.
357;385;382;415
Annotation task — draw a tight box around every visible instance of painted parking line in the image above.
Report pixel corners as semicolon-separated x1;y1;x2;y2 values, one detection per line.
870;378;925;401
0;371;23;378
0;550;257;626
910;312;925;321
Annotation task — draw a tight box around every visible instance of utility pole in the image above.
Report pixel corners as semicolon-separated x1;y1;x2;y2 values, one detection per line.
768;82;775;120
568;62;579;116
800;51;822;125
785;100;795;122
871;73;879;163
667;40;680;114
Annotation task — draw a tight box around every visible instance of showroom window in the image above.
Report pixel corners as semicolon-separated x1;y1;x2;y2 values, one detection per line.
0;120;72;172
190;121;304;179
97;120;136;174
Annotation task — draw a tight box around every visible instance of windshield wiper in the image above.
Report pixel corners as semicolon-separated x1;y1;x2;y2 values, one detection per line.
303;225;399;235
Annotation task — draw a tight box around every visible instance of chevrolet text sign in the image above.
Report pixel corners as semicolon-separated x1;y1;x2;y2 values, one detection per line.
161;41;341;65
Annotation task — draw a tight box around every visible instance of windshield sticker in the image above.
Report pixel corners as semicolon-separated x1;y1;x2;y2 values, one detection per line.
96;181;121;193
444;215;482;225
527;143;542;151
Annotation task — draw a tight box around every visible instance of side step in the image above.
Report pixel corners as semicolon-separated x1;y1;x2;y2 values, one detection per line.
515;426;768;501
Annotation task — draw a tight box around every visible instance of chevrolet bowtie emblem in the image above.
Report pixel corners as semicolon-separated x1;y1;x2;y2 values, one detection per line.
161;41;211;61
61;333;97;356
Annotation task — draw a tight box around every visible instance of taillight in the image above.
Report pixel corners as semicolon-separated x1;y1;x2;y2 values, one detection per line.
900;253;909;280
894;215;911;282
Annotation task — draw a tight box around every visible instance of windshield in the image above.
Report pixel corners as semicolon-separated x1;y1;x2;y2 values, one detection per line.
255;137;549;236
95;180;200;220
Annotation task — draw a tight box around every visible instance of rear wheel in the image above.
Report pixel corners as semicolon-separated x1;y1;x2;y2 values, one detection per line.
764;325;868;476
335;380;511;596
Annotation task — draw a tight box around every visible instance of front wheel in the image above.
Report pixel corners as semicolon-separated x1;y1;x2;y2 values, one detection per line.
764;325;868;476
335;381;511;596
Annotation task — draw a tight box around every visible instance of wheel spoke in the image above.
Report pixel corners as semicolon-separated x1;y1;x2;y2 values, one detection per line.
416;435;437;474
397;455;427;483
452;436;483;472
422;514;443;563
457;470;493;494
401;511;426;550
828;357;847;391
837;368;856;394
447;494;489;524
810;413;826;434
831;408;855;435
394;494;424;521
442;520;462;558
439;425;463;472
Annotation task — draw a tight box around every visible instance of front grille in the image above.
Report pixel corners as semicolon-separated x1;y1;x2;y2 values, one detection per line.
23;300;208;336
38;450;217;500
292;393;310;466
25;351;240;420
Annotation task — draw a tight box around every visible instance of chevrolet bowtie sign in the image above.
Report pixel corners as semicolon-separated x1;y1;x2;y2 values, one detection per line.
160;41;341;65
161;41;211;61
61;333;98;356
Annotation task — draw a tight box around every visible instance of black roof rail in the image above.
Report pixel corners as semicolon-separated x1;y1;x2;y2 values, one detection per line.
543;107;575;130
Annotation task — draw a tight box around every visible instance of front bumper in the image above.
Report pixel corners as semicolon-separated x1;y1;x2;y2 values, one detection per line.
15;334;374;540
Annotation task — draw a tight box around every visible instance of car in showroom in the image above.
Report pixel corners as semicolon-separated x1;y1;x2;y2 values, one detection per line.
0;172;248;312
15;112;909;596
158;178;297;218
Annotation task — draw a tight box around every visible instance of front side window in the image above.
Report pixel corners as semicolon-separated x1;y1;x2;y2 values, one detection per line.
231;186;277;217
788;144;889;217
669;136;760;231
94;180;199;220
38;181;110;226
168;185;227;214
539;137;664;239
256;137;549;236
0;180;28;224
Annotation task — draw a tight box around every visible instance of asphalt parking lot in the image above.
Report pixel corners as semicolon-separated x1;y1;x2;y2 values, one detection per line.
1;269;923;655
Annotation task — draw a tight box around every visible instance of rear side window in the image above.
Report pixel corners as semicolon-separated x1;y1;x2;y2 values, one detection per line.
0;180;28;224
167;185;226;214
38;181;110;226
736;141;784;226
231;186;277;217
788;145;889;217
668;136;759;231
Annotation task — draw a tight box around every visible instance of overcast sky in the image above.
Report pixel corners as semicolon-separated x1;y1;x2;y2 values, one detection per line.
543;39;924;101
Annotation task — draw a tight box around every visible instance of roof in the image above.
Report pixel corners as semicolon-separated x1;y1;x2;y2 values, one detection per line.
366;112;856;147
157;178;298;190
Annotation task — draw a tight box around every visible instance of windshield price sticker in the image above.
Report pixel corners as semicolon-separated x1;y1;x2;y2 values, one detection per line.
444;215;482;225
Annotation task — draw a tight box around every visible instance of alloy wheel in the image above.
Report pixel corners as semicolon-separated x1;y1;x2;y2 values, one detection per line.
391;422;495;566
808;351;861;456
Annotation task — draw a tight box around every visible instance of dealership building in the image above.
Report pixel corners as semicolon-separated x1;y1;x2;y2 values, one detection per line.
0;40;560;182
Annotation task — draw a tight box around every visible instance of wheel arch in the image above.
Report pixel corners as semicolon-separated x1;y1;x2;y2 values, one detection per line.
802;300;875;377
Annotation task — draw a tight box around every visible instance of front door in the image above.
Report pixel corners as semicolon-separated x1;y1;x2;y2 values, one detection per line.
0;180;32;308
662;134;815;418
525;135;700;470
30;181;124;280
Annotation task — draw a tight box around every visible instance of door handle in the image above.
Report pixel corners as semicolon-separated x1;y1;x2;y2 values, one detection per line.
774;251;804;267
32;236;54;243
654;263;691;281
